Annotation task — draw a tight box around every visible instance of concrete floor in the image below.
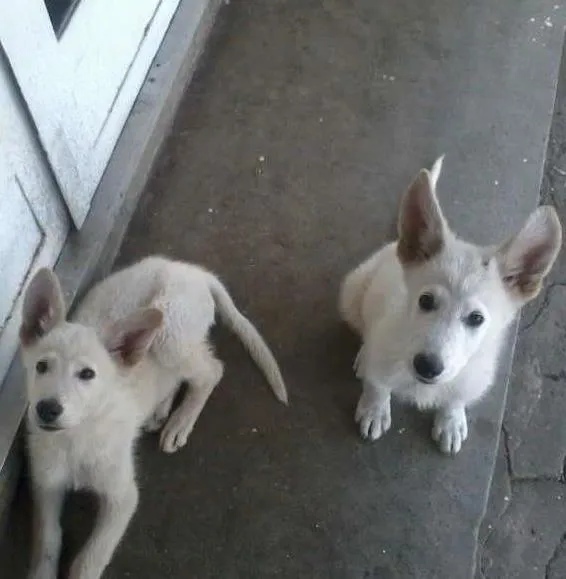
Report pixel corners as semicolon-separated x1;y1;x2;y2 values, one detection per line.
477;41;566;579
2;1;566;578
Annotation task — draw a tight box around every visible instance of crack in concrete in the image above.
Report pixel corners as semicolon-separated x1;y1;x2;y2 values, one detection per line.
480;428;566;578
501;424;514;478
543;369;566;383
540;177;559;206
478;540;493;578
519;282;566;335
542;161;565;194
546;531;566;579
546;187;560;208
511;475;564;484
497;428;566;483
479;551;491;579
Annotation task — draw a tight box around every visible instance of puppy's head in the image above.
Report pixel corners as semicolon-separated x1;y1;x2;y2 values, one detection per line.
396;159;561;385
19;269;162;431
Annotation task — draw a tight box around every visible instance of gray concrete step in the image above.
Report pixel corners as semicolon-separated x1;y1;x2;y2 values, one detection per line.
477;39;566;579
2;1;565;578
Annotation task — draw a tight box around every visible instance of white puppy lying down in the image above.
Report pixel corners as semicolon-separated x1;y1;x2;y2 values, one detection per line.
20;256;287;579
339;157;561;454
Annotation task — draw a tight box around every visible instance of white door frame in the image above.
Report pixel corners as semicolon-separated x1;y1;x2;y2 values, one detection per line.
0;0;181;226
0;53;70;386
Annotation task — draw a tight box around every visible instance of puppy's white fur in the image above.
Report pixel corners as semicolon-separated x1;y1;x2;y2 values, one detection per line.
339;157;562;454
20;256;287;579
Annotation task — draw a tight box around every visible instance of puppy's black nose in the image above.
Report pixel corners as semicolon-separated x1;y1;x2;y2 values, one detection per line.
413;353;444;381
36;398;63;424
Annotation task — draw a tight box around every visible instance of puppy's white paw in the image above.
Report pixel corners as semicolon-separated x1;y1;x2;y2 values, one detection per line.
143;413;167;433
355;398;391;441
432;407;468;455
159;414;192;453
144;394;175;433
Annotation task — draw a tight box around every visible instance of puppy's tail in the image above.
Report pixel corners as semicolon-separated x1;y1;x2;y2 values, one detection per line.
207;274;288;405
429;155;445;188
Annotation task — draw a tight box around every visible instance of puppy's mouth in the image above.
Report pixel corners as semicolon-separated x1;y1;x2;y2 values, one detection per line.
38;424;64;432
413;373;442;386
415;376;436;385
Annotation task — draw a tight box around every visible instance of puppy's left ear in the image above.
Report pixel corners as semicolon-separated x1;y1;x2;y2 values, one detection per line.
104;308;163;366
397;168;448;265
496;206;562;301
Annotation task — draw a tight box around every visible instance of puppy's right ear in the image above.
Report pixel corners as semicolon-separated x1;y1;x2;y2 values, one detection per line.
397;169;447;265
20;268;66;346
496;205;562;301
104;308;163;367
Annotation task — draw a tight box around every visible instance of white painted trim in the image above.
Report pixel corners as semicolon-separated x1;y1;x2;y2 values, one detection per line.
0;53;70;390
0;0;182;226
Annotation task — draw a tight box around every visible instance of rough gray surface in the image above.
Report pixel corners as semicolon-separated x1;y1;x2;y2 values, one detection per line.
480;481;566;578
2;1;566;578
506;293;566;479
478;37;566;579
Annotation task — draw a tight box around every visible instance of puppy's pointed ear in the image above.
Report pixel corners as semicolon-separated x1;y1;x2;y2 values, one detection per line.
20;268;65;346
104;308;163;367
397;169;447;265
496;206;562;301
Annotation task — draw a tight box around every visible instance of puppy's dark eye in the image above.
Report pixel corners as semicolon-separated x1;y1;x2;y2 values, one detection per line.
36;360;49;374
466;311;485;328
418;292;437;312
78;367;96;381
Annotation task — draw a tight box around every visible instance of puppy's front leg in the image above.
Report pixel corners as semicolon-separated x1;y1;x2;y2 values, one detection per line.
355;380;392;441
69;482;139;579
28;484;65;579
160;346;223;453
432;403;468;455
143;392;175;433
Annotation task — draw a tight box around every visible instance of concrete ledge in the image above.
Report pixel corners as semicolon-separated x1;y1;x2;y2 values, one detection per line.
0;0;223;530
